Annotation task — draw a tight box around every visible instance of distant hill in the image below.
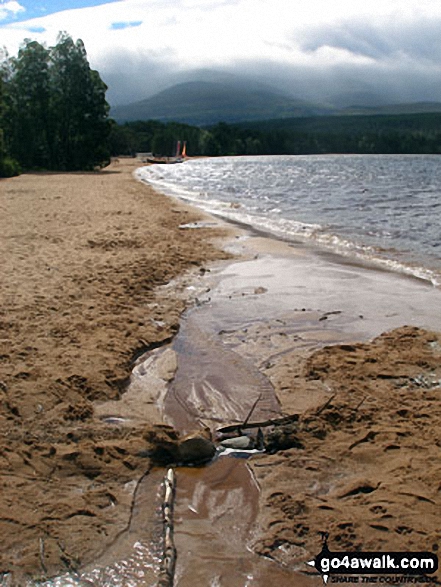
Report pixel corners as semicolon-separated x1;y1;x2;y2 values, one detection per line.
110;81;332;125
111;76;441;126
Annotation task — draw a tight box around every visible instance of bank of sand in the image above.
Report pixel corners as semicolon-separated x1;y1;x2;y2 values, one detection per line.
1;159;440;583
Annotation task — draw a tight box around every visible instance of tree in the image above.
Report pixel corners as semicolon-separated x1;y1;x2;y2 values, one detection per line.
1;33;111;173
49;33;111;170
8;40;51;169
0;47;20;177
0;50;7;171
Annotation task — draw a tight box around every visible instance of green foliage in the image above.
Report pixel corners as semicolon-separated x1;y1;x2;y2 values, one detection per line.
0;33;111;175
49;33;111;170
239;112;441;154
0;154;21;177
7;40;51;169
110;120;216;157
110;112;441;158
0;48;20;177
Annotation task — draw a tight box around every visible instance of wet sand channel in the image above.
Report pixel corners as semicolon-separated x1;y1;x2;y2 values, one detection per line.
164;234;441;586
77;230;441;586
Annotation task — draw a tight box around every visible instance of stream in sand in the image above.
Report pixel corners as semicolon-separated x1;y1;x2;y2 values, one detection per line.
149;235;441;587
38;233;441;587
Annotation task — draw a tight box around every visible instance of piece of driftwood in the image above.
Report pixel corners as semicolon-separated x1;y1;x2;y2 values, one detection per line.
157;468;177;587
242;393;262;427
216;413;299;436
39;537;47;576
315;393;336;415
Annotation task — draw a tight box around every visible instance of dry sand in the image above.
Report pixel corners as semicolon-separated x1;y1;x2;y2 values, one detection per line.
0;158;440;584
0;159;229;582
251;325;441;570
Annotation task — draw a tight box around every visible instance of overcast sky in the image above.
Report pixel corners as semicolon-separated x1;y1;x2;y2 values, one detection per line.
1;0;441;106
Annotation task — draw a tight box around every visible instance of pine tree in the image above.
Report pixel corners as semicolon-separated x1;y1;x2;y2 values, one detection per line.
0;47;20;177
0;50;7;172
2;33;110;173
50;33;110;170
7;40;51;169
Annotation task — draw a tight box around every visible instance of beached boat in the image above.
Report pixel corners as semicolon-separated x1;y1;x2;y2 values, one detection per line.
147;141;187;164
146;156;182;164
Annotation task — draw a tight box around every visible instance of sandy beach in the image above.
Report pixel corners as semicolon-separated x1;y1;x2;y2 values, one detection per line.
0;159;230;582
1;158;440;585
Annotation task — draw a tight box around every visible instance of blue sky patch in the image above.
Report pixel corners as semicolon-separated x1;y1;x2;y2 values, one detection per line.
26;26;47;33
110;20;142;30
1;0;122;24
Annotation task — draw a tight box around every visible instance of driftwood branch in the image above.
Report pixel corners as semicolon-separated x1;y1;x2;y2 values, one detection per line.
353;396;367;412
315;393;336;416
216;413;299;435
39;538;47;576
157;468;177;587
243;393;262;428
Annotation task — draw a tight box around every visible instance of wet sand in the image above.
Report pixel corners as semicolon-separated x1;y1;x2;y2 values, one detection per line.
1;159;440;584
194;236;441;574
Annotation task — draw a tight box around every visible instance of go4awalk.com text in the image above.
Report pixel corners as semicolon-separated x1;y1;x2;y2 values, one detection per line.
307;537;438;585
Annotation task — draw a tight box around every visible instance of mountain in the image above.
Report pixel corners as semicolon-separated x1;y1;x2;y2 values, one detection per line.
110;80;332;125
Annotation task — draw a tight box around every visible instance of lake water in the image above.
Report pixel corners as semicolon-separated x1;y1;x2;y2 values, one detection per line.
136;154;441;286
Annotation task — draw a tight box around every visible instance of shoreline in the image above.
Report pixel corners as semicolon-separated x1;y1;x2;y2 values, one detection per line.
1;159;440;583
137;157;441;289
142;172;441;581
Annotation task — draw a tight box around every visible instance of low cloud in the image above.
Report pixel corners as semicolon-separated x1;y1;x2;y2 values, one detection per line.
1;0;441;107
298;15;441;65
99;49;181;105
224;55;441;106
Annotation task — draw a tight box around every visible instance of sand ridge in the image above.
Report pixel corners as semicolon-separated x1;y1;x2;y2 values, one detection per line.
251;325;441;572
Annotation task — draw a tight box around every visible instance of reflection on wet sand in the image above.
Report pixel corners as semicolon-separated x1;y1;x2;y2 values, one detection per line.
173;456;309;587
164;312;281;433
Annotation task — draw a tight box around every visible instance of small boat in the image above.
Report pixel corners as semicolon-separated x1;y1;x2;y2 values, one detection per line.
146;156;182;164
147;141;187;164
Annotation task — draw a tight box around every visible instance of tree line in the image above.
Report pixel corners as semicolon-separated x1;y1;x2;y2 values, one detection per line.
110;114;441;158
0;33;111;177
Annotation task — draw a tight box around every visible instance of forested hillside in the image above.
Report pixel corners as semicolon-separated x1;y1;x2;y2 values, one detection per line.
0;34;111;177
238;112;441;154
